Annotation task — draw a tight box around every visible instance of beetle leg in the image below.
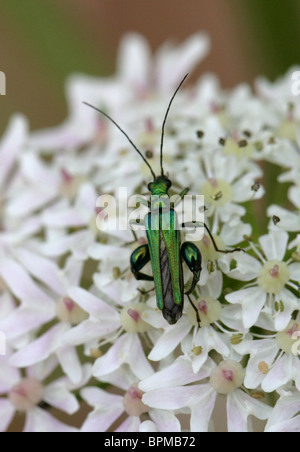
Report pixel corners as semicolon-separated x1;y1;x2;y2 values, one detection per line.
130;244;154;281
182;222;244;254
135;196;151;208
172;187;190;207
181;242;202;295
127;219;146;243
187;294;201;327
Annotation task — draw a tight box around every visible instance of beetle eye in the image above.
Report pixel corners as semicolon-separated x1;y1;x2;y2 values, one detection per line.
148;183;153;192
166;179;172;188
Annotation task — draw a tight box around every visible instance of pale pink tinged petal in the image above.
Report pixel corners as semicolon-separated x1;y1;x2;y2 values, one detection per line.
292;358;300;391
57;346;82;384
23;407;78;433
143;385;203;410
190;386;217;432
126;335;154;380
42;207;86;228
62;319;118;347
115;415;141;433
13;248;65;295
148;317;191;361
227;390;272;432
139;356;214;392
118;33;151;88
0;114;28;187
81;405;124;433
21;153;59;186
0;292;16;320
64;363;93;392
8;215;42;241
0;356;20;393
67;287;118;319
262;354;293;393
75;183;98;217
156;33;210;90
93;335;136;379
28;121;89;150
88;242;130;262
10;323;69;367
63;258;83;286
139;420;159;432
259;231;288;261
288;263;300;281
93;279;122;305
27;355;58;382
43;383;79;415
219;252;261;281
267;416;300;432
265;395;300;432
0;398;15;432
149;409;181;432
41;230;93;258
6;188;56;219
0;307;54;339
81;387;123;408
0;258;55;306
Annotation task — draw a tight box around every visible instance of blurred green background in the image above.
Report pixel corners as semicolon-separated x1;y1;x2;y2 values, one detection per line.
0;0;300;134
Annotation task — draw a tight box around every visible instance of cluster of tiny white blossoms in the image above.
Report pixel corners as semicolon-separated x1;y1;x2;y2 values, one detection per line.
0;32;300;432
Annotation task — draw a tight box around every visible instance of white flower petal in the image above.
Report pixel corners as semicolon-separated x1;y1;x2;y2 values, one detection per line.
10;323;69;367
93;334;153;380
143;385;203;410
115;416;141;432
0;114;28;190
139;420;159;432
43;382;79;415
0;259;55;306
227;390;272;432
219;253;261;281
62;319;118;347
68;287;118;319
288;262;300;281
226;287;266;328
57;346;83;384
0;355;20;393
23;407;78;432
0;398;15;432
262;354;293;392
149;409;181;432
190;385;217;432
156;33;210;90
12;248;65;295
148;317;191;361
259;230;288;261
265;394;300;432
139;356;208;392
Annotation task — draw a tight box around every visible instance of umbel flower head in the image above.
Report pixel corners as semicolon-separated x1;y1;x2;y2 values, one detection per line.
0;32;300;432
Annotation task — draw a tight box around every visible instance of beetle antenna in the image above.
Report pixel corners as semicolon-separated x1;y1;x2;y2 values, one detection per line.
160;73;189;176
83;102;156;181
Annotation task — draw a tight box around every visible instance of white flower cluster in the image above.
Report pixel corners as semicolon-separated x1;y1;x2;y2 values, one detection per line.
0;32;300;432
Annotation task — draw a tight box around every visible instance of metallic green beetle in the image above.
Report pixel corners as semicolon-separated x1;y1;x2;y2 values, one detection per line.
84;75;242;325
